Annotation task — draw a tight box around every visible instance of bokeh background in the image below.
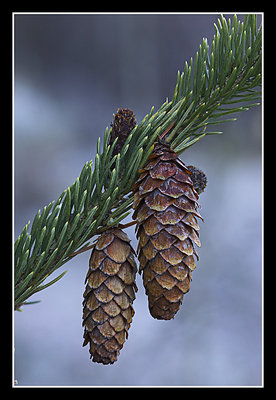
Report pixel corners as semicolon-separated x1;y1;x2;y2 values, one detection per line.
14;13;263;387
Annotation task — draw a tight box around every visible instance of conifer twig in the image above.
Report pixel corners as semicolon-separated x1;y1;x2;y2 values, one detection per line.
14;14;262;310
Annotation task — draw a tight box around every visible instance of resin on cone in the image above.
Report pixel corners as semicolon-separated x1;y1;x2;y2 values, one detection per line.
82;228;137;364
133;141;203;320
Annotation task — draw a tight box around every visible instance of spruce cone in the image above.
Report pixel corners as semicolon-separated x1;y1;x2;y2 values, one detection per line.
109;108;136;157
133;141;202;320
82;228;137;364
187;165;207;195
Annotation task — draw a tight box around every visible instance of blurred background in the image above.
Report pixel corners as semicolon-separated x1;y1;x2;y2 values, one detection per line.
14;13;262;387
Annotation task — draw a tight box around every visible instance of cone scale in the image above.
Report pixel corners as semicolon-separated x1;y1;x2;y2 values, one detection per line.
133;141;203;320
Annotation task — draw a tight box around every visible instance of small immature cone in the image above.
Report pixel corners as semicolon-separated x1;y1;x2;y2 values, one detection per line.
133;141;203;320
187;165;207;195
82;228;137;364
109;108;136;157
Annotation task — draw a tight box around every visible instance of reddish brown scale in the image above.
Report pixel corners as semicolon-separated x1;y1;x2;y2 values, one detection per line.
133;141;202;320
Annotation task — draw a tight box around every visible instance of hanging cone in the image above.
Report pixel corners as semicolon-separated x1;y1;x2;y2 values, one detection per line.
133;141;203;320
82;228;137;364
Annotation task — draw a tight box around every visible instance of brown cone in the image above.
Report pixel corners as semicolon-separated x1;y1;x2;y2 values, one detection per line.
132;141;202;320
187;165;207;195
109;108;136;157
82;228;137;364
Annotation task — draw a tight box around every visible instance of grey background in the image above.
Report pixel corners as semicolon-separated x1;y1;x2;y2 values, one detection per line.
14;13;262;387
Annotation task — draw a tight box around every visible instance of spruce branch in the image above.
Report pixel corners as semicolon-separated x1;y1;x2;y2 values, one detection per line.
14;14;262;310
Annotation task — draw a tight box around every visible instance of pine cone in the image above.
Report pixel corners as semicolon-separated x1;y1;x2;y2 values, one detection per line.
132;141;202;320
82;228;137;364
109;108;136;157
187;165;207;195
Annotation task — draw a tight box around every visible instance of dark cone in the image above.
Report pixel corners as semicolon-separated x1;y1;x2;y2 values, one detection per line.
133;141;202;320
82;228;137;364
187;165;207;195
109;108;136;157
